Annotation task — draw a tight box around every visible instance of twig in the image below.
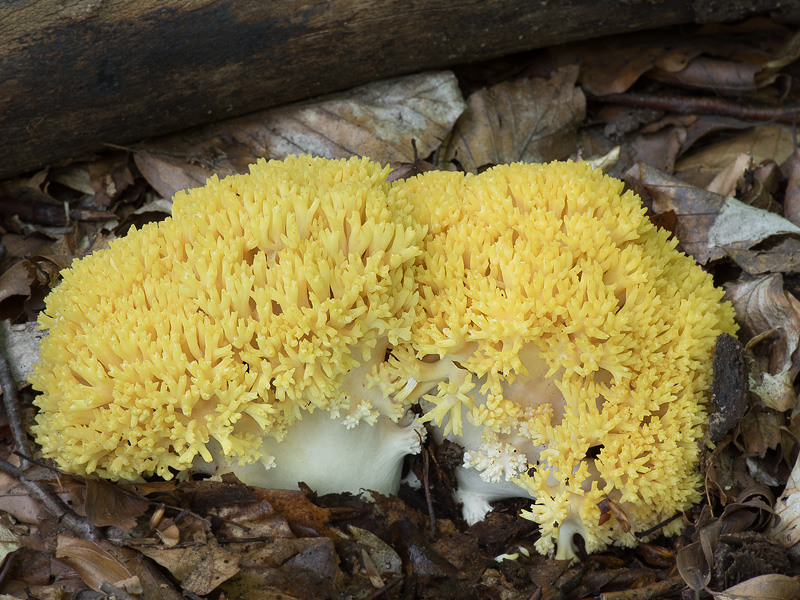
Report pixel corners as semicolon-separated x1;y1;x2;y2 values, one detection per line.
634;512;682;539
0;548;16;589
422;445;436;536
0;338;32;470
599;576;685;600
0;457;103;541
585;91;800;123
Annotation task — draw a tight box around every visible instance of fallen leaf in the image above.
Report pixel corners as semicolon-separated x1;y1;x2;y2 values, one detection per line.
725;237;800;276
554;32;703;95
48;164;94;195
757;29;800;84
677;539;711;593
629;125;687;173
707;153;752;196
222;537;340;600
707;197;800;249
84;479;149;531
136;71;467;199
211;498;296;541
0;321;44;394
255;489;333;538
0;262;37;320
55;536;138;593
772;453;800;553
675;125;795;188
649;57;762;94
0;514;23;566
739;407;783;460
133;152;210;202
347;526;402;580
626;163;727;263
139;535;239;595
441;66;585;172
783;147;800;227
725;274;800;378
711;573;800;600
628;163;800;269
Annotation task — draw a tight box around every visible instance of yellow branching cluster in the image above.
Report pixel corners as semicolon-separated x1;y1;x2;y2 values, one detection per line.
386;161;737;555
31;156;422;481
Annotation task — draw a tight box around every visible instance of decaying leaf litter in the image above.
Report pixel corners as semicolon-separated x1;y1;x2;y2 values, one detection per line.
3;17;800;600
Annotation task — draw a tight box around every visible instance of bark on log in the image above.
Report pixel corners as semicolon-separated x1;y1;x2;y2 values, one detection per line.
0;0;792;179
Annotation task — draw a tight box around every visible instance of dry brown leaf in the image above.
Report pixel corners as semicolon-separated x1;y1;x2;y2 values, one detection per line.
0;262;37;320
725;274;800;378
675;125;795;188
649;57;762;94
133;153;211;203
711;574;800;600
55;536;139;593
726;238;800;276
84;479;149;531
739;407;784;458
0;514;23;567
441;66;585;173
629;163;800;270
626;163;727;264
347;526;402;583
783;147;800;227
0;476;46;524
677;539;711;593
757;29;800;85
222;537;340;599
0;321;43;394
136;71;466;199
553;32;703;95
629;125;686;173
707;153;752;196
139;535;239;595
772;453;800;554
48;164;94;195
211;498;295;541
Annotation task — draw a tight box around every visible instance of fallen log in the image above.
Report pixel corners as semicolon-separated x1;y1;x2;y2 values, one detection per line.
0;0;792;179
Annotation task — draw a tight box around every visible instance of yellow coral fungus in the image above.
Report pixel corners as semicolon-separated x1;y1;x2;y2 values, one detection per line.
29;155;736;558
30;155;424;493
385;161;737;557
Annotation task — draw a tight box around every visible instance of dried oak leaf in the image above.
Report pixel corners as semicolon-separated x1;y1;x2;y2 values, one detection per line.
136;71;466;199
648;56;763;95
783;147;800;227
626;163;726;264
56;536;141;594
441;66;585;173
84;479;149;532
726;274;800;379
552;31;703;95
221;537;340;600
675;125;795;189
138;532;239;595
711;573;800;600
628;163;800;270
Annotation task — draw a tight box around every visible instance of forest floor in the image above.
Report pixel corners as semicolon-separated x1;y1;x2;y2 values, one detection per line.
1;15;800;600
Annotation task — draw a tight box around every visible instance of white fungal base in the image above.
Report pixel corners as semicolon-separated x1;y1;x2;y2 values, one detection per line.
429;416;536;524
195;409;424;495
554;516;586;562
